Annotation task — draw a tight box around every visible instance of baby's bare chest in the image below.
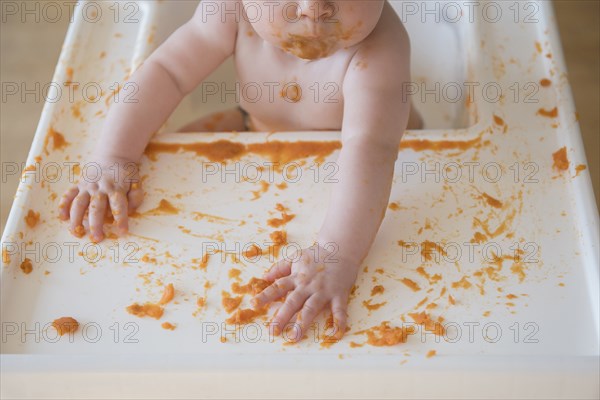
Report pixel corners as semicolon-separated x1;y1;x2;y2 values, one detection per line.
233;30;356;130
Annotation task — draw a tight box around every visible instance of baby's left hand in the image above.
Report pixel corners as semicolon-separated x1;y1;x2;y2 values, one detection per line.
252;244;359;342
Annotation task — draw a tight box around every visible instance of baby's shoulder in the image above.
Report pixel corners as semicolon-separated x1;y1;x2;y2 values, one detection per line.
357;4;409;61
345;5;410;90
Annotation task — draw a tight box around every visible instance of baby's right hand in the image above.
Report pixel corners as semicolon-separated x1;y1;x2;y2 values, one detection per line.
58;156;144;242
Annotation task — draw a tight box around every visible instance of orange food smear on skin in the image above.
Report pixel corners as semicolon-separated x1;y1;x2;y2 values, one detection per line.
52;317;79;336
280;83;302;103
537;107;558;118
24;209;40;228
552;147;569;171
72;225;85;238
20;258;33;274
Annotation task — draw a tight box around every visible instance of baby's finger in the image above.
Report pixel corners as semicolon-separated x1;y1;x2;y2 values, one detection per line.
69;191;90;234
252;276;294;308
263;258;292;282
270;289;310;337
108;191;129;234
295;294;327;342
127;182;144;214
329;296;349;340
58;187;79;221
88;193;108;242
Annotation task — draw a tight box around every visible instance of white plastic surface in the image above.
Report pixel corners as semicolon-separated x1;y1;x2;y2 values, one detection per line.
1;1;599;399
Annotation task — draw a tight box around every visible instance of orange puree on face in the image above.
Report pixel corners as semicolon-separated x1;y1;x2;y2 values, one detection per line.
20;258;33;274
552;147;569;171
43;127;69;155
126;303;164;319
24;209;40;228
52;317;79;336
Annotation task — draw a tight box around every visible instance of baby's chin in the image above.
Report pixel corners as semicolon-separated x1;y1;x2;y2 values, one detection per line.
270;22;367;60
278;33;340;60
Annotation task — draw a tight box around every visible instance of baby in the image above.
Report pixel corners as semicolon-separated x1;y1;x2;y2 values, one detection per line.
58;0;421;341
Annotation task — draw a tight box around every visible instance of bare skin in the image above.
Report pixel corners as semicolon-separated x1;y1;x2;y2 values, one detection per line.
58;0;416;342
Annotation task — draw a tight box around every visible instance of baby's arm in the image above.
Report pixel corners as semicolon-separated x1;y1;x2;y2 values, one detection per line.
317;30;411;275
253;22;411;340
59;5;238;241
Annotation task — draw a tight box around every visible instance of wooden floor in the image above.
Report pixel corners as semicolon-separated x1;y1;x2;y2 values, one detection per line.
1;2;598;233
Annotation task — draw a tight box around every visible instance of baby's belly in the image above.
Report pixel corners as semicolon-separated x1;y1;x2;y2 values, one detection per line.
239;85;345;132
